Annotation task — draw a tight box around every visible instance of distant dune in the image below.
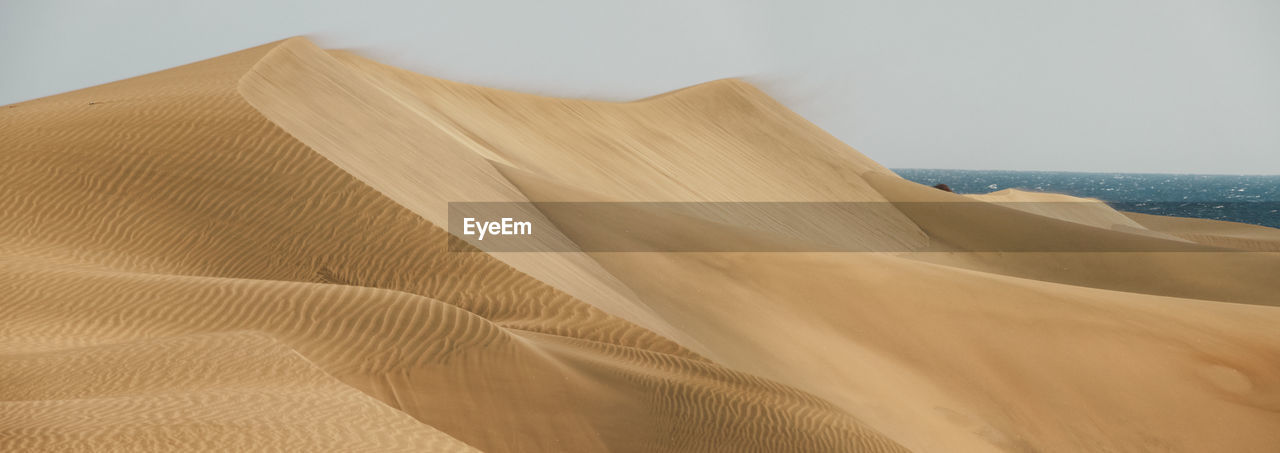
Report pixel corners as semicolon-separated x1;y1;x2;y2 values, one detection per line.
2;37;1278;452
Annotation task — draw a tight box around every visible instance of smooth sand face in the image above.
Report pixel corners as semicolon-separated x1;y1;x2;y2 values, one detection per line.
2;37;1278;452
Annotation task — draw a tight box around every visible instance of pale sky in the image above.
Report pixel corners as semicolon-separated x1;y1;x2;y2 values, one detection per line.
3;0;1278;174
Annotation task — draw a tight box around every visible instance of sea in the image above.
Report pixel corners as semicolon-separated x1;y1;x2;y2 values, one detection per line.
894;169;1280;229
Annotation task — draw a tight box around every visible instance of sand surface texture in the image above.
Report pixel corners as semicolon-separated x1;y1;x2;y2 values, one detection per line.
2;38;1278;452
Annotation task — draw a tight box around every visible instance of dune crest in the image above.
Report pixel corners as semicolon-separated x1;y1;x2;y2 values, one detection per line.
3;37;1279;452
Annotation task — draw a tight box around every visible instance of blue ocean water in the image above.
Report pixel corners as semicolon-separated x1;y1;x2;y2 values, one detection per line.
894;169;1280;229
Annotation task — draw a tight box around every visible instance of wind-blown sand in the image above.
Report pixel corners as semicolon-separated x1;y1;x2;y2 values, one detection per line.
2;37;1278;452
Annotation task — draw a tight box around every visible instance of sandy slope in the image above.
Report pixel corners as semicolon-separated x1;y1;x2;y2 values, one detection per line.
1125;211;1280;252
2;37;1278;452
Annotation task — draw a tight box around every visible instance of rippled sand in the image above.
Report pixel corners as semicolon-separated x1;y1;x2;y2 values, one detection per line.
3;37;1279;452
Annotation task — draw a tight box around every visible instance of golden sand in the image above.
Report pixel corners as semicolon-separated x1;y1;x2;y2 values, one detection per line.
2;38;1278;452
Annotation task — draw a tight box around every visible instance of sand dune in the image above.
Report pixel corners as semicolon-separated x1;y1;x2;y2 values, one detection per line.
1125;211;1280;252
2;37;1278;452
